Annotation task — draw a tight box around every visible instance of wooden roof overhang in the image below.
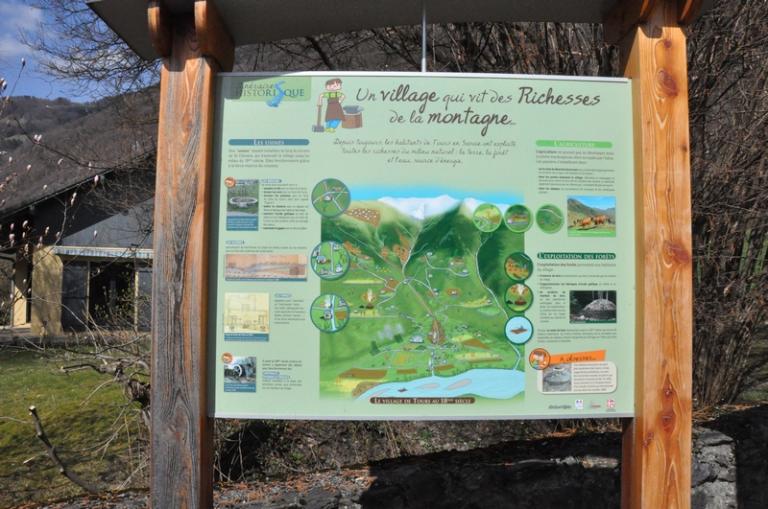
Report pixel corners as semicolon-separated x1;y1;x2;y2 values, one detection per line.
88;0;711;61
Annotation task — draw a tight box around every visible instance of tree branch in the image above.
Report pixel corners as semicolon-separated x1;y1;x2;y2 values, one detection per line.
28;405;100;494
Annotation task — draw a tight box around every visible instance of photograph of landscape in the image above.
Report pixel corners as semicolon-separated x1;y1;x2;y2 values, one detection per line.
567;196;616;237
317;189;528;402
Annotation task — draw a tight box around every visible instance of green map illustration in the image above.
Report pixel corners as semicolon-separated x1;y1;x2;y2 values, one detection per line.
318;194;526;399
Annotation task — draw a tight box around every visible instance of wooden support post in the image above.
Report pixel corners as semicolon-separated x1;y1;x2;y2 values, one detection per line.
613;1;694;508
149;1;233;507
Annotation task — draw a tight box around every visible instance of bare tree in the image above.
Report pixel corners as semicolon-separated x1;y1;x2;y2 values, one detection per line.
24;0;159;98
687;0;768;405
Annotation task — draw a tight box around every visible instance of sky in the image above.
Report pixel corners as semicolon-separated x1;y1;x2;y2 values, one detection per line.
0;0;92;102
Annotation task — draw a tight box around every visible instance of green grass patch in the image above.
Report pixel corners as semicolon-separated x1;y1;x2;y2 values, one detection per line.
0;349;145;507
567;225;616;237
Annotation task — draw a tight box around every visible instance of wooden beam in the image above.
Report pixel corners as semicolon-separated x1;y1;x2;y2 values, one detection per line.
195;0;235;72
150;7;232;507
604;0;657;45
618;1;693;508
147;0;171;58
677;0;706;25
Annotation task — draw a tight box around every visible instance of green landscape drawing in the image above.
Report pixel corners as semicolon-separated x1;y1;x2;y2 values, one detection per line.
318;197;525;399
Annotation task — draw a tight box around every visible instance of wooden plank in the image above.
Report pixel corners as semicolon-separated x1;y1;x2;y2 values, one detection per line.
147;0;171;58
195;0;235;72
150;12;225;508
615;1;694;508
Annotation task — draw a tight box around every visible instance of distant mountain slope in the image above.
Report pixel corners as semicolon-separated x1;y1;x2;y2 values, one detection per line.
566;198;616;221
0;92;157;217
0;97;92;152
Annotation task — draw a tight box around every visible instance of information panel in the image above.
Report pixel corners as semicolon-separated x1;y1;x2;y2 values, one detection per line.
210;72;635;419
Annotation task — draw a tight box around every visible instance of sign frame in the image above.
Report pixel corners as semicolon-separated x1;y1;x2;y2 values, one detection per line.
132;1;696;507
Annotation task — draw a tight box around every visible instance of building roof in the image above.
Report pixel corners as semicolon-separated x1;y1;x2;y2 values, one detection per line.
88;0;712;61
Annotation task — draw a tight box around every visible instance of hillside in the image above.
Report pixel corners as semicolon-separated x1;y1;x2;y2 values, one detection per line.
566;197;616;222
0;92;157;218
0;97;91;152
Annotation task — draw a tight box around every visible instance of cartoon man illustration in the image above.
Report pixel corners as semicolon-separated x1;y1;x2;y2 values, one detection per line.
529;348;550;370
317;78;345;132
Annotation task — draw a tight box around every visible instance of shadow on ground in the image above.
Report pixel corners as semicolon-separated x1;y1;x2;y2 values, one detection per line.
358;433;621;509
707;404;768;509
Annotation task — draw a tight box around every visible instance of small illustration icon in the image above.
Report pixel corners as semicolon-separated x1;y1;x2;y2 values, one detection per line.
575;399;584;410
473;203;503;232
505;252;533;281
536;204;564;233
315;78;345;132
504;204;532;233
311;241;350;280
504;316;533;344
606;399;616;410
310;294;350;333
529;348;550;370
311;178;351;217
505;283;533;312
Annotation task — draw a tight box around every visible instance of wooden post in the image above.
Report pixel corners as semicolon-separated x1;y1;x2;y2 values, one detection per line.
148;1;232;507
609;1;694;507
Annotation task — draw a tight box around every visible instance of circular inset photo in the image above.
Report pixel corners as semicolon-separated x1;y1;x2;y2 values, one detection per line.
224;176;236;188
504;316;534;345
311;241;350;280
536;204;564;233
311;178;351;217
504;204;532;233
528;348;551;370
221;352;233;364
310;294;350;333
505;283;533;312
505;252;533;281
472;203;502;232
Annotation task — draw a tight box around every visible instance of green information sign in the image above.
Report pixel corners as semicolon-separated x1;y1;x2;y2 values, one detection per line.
210;72;635;419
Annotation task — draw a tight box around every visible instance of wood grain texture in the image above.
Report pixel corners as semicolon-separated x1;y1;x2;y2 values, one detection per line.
147;0;171;58
618;1;693;508
150;14;225;508
195;0;235;71
604;0;657;44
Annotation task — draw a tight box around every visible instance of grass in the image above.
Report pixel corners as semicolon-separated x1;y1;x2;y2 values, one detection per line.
567;224;616;237
0;349;145;507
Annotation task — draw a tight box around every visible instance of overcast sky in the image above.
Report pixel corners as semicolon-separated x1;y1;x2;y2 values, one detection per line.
0;0;93;102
